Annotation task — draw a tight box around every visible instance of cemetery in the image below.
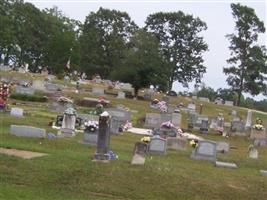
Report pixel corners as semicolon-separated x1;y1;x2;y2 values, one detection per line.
0;70;266;200
0;1;267;199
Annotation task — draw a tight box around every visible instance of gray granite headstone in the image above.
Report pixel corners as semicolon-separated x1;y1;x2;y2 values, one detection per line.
15;86;35;95
10;107;23;117
245;110;252;129
167;137;187;150
92;87;104;95
117;91;125;99
10;125;46;138
83;127;98;146
149;137;167;155
144;113;161;129
225;101;234;106
109;117;124;135
191;140;217;162
106;108;131;122
45;83;64;91
248;147;258;159
187;103;196;111
216;141;230;153
171;113;182;127
230;120;245;135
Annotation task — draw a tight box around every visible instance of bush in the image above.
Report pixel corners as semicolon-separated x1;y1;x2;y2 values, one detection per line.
10;93;48;102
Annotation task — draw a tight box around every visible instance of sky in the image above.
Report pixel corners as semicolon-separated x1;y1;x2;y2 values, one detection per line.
26;0;267;100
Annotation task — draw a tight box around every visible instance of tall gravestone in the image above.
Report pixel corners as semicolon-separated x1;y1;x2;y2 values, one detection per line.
93;112;111;162
60;108;76;137
245;110;252;130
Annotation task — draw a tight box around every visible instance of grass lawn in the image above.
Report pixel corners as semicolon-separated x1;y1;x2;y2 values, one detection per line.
0;75;267;200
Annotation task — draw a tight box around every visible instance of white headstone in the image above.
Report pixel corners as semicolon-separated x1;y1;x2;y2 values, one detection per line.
117;91;125;99
245;110;252;129
10;108;23;117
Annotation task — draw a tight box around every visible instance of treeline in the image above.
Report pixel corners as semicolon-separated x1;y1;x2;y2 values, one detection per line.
0;0;208;95
0;1;266;102
196;86;267;112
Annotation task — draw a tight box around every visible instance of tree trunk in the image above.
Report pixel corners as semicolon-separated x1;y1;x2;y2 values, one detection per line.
134;87;139;98
236;89;242;106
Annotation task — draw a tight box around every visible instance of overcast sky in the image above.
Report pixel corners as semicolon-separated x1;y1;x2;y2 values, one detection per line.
26;0;266;99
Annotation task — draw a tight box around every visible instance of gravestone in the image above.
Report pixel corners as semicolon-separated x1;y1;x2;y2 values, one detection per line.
260;170;267;177
171;113;182;128
92;87;104;96
117;91;125;99
216;141;230;153
78;114;99;124
109;117;124;135
188;111;198;130
167;137;187;150
160;113;172;124
210;119;217;129
32;80;46;91
0;65;12;71
144;89;154;100
215;161;237;169
10;107;23;117
250;128;266;140
194;116;209;134
93;112;111;162
60;108;76;137
225;101;234;106
153;127;177;138
149;136;167;155
231;110;237;116
230;120;245;136
245;110;252;129
10;125;46;138
83;125;98;146
144;113;161;129
248;146;258;159
106;108;131;122
199;97;210;102
187;103;196;111
131;142;148;165
254;138;266;146
45;83;64;91
191;140;217;162
15;86;35;95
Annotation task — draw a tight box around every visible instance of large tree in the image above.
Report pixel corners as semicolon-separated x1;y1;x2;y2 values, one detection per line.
145;11;208;90
224;3;267;106
111;29;164;96
80;7;138;79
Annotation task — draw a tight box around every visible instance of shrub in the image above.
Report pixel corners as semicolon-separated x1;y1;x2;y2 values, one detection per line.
10;93;48;102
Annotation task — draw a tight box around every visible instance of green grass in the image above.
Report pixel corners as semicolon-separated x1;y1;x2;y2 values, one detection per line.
0;72;267;200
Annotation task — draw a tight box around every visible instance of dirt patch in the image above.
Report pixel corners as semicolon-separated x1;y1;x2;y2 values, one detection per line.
0;148;47;159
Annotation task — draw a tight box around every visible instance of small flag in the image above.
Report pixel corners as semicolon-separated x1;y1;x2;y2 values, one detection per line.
66;59;70;69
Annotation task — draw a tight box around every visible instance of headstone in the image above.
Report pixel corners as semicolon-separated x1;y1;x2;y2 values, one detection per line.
92;87;104;96
93;112;111;162
160;113;172;124
231;110;237;116
166;137;187;150
187;103;196;111
260;170;267;177
210;119;217;129
225;101;234;106
216;142;230;153
248;146;258;159
15;86;35;95
171;113;182;128
245;110;252;129
199;97;210;102
60;109;76;137
149;136;167;155
45;83;64;91
32;80;46;91
250;129;266;140
215;161;237;169
192;96;197;100
230;120;245;136
10;107;23;117
214;97;223;105
144;113;161;129
191;140;217;162
194;115;209;133
106;108;131;122
10;125;46;138
131;142;148;165
254;138;266;146
188;111;198;130
117;91;125;99
78;114;99;124
83;126;98;146
109;117;124;135
153;127;177;138
144;89;154;100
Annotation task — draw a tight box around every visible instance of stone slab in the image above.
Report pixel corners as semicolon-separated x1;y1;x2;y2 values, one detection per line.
215;161;237;169
10;125;46;138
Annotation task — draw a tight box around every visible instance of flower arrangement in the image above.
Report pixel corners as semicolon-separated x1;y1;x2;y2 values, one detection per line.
158;101;167;112
84;120;99;132
141;136;151;143
161;121;174;129
89;104;104;115
122;121;132;131
253;118;264;131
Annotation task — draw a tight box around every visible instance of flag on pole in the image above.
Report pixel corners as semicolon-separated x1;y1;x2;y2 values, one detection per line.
66;59;70;69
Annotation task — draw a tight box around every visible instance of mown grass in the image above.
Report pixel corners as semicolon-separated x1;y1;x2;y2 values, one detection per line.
0;74;267;200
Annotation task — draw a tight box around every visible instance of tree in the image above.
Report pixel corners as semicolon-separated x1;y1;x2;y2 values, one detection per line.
80;7;137;79
111;29;163;96
145;11;208;90
224;3;267;106
216;88;237;102
196;86;217;101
